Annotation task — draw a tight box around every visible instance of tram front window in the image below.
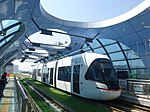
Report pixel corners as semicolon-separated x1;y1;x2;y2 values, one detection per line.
85;58;117;83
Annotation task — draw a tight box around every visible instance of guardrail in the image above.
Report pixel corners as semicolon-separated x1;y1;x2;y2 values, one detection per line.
14;76;31;112
119;79;150;99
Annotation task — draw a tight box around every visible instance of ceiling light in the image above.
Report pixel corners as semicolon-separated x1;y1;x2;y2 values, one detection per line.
40;29;53;36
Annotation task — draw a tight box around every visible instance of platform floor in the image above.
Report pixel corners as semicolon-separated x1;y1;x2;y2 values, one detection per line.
0;77;17;112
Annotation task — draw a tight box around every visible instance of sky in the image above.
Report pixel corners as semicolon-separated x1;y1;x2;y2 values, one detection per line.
13;0;144;71
41;0;144;22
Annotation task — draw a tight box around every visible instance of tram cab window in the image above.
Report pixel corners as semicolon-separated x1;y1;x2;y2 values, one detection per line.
58;66;71;82
85;58;116;82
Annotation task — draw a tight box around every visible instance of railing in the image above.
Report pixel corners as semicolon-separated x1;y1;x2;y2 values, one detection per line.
14;76;31;112
119;79;150;99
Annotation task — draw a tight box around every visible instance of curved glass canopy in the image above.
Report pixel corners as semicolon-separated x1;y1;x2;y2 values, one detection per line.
0;0;149;78
82;39;146;75
0;20;21;47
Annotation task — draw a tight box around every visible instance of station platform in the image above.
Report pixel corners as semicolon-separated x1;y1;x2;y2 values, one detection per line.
119;91;150;107
0;77;17;112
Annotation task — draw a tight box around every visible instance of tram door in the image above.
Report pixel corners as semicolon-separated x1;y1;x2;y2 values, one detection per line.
73;65;80;94
42;65;48;83
54;60;58;87
49;68;54;85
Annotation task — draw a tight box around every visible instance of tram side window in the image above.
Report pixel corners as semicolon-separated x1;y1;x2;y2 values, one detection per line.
37;69;41;76
42;65;48;78
58;66;71;82
32;69;36;76
49;68;54;84
50;68;54;78
46;68;49;78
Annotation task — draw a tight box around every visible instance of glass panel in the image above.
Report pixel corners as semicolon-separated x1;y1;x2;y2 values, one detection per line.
37;69;41;76
0;35;3;40
32;69;36;78
91;39;102;49
124;50;140;59
85;50;93;53
100;39;115;45
0;23;2;30
120;43;130;50
6;35;13;42
0;40;5;47
58;66;71;82
110;52;125;61
49;68;54;84
82;44;91;51
113;61;128;70
6;25;19;36
85;58;119;89
0;20;21;48
131;69;146;74
94;48;106;54
85;58;117;82
131;69;147;79
105;44;121;53
128;59;145;68
73;65;80;93
2;20;18;29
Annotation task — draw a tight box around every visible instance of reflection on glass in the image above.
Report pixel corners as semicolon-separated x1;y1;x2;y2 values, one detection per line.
94;48;106;54
124;50;139;59
110;52;124;61
105;44;121;53
100;39;115;45
0;19;21;47
128;59;145;68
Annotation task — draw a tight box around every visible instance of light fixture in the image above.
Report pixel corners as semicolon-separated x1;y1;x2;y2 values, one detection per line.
29;48;35;51
66;47;72;50
49;54;55;57
23;42;35;51
80;49;84;53
86;38;93;43
31;18;94;42
32;43;40;47
40;29;53;36
26;52;32;55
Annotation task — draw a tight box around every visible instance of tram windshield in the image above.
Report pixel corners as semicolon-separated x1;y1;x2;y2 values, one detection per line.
85;58;117;83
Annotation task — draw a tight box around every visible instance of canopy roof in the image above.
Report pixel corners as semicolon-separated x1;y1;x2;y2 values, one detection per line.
0;0;150;74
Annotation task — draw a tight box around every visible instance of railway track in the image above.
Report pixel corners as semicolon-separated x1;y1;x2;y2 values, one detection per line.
18;76;150;112
21;81;43;112
23;80;71;112
98;99;150;112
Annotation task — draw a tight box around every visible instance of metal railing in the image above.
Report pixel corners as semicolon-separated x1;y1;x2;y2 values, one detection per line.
119;79;150;99
14;76;31;112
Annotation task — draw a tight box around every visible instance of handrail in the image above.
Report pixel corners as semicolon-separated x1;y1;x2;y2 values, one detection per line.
16;80;28;100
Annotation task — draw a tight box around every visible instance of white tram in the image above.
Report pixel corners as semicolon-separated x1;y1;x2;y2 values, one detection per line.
32;52;121;100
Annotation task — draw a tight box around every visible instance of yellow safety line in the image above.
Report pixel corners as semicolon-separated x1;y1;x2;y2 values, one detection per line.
1;79;13;112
